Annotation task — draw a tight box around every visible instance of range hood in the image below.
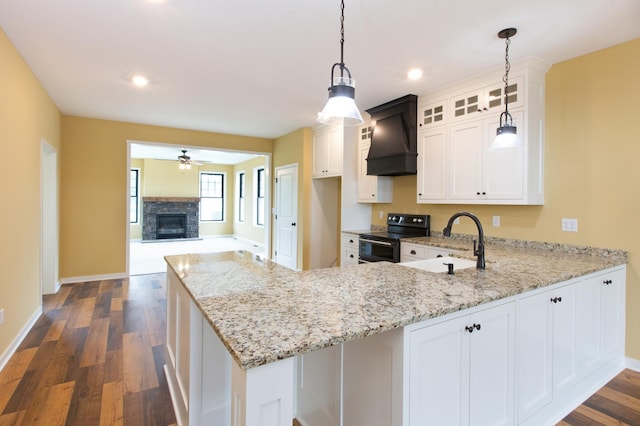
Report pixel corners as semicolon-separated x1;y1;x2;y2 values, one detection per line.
365;94;418;176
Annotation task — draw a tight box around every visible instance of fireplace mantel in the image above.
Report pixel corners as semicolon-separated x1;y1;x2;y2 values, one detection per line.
143;197;200;203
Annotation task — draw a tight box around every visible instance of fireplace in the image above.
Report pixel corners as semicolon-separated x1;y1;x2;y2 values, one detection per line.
141;197;200;241
156;214;186;239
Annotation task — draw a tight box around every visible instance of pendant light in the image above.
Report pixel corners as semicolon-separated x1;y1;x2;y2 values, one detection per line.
491;27;520;151
317;0;363;126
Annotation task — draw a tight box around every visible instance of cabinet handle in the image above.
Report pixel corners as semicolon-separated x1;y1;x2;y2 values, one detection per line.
418;193;423;196
349;254;354;258
476;192;486;196
465;323;481;333
550;297;563;303
349;239;354;243
291;222;296;226
410;249;417;255
603;279;613;285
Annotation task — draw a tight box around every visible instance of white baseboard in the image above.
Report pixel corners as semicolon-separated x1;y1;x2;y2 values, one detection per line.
60;272;128;285
626;357;640;372
0;306;43;373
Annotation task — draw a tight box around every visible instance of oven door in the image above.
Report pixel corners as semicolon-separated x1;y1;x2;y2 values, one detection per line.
358;237;400;263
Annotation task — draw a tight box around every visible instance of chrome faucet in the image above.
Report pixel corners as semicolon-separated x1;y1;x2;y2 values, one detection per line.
443;212;486;270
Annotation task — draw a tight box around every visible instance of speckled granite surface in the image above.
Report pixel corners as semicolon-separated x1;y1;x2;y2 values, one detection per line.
165;240;627;370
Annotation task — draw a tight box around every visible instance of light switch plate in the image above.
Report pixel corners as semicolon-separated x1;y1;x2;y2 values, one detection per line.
0;308;4;325
562;218;578;232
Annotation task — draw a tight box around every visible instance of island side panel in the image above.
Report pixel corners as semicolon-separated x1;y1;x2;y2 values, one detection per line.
232;357;294;426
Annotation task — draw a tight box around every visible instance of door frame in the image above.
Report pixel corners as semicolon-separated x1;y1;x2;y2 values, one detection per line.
40;139;59;295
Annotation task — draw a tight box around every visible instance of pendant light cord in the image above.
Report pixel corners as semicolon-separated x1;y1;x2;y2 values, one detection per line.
503;35;511;117
339;0;345;78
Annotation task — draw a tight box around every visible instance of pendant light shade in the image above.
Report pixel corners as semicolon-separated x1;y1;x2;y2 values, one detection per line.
317;0;363;126
490;28;521;151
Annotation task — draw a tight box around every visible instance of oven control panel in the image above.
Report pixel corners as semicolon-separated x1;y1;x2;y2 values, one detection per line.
387;213;430;229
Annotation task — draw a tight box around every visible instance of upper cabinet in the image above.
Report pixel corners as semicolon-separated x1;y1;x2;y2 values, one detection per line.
313;125;343;178
357;124;393;203
417;57;549;205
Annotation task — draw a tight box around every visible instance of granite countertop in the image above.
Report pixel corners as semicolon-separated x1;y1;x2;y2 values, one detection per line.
165;238;627;370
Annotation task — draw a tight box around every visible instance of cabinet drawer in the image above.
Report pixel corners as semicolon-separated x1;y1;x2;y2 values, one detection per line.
341;233;359;250
342;247;359;266
401;243;426;259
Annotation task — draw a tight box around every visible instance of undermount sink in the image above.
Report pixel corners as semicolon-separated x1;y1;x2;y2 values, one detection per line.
398;256;477;273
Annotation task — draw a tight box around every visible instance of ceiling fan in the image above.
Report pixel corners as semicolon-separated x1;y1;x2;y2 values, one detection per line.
177;149;202;169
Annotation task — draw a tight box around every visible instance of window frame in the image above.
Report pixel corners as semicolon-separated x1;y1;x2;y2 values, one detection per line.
237;171;245;223
199;171;225;222
130;168;140;224
255;167;265;227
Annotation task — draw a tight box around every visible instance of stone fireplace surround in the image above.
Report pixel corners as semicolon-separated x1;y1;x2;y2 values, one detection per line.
142;197;200;240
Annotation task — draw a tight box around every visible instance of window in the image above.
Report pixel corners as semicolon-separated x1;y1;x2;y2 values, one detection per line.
238;172;245;223
256;168;265;226
130;168;139;223
200;172;224;221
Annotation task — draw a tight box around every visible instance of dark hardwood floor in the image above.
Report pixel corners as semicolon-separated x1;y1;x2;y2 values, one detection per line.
0;274;176;425
0;273;638;425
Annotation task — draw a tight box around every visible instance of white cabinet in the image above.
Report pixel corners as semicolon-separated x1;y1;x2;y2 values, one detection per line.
597;267;626;361
517;265;626;425
449;110;525;202
341;232;359;266
417;127;448;202
400;241;454;262
313;125;343;178
450;75;524;123
418;98;448;130
417;58;548;205
357;124;393;203
406;301;515;426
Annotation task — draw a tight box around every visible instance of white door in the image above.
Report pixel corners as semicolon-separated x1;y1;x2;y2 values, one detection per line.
274;164;298;270
41;140;59;295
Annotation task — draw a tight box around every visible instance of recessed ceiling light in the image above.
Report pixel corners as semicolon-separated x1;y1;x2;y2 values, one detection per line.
132;75;149;87
407;68;423;81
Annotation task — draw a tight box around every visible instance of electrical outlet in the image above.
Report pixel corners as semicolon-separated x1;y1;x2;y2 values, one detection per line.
379;210;384;219
453;218;460;225
562;218;578;232
492;216;501;227
0;308;4;325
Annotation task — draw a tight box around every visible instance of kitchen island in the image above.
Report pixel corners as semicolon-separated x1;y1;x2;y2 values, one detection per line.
163;238;627;426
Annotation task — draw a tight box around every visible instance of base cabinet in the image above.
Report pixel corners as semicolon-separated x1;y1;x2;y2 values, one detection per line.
517;266;626;425
340;232;359;266
405;301;515;426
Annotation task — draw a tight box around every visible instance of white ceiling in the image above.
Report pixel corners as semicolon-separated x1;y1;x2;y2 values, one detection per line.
1;0;639;141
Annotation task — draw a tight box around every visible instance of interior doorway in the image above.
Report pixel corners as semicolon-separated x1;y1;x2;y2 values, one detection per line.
125;140;271;275
40;139;59;294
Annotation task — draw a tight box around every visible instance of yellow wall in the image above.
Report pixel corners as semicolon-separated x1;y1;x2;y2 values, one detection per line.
0;29;61;355
370;38;640;360
232;156;268;243
60;116;272;279
273;127;313;270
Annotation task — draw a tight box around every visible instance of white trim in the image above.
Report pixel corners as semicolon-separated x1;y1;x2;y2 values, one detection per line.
60;272;128;285
0;306;42;373
626;357;640;372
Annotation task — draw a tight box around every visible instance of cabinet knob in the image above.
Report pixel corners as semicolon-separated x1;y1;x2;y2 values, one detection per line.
371;193;375;197
349;239;354;243
410;250;417;255
349;254;354;258
418;193;423;196
550;296;563;303
465;323;481;333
